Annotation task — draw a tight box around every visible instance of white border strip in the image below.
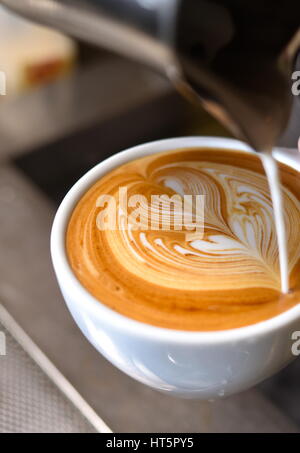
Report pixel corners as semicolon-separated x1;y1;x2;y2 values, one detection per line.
0;303;112;433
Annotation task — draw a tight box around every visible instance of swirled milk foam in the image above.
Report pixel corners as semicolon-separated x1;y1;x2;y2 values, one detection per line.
66;148;300;331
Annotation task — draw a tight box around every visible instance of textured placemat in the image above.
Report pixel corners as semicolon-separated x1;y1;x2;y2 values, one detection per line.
0;305;111;433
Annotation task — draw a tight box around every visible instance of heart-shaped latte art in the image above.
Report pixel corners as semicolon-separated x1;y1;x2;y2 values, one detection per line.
67;149;300;330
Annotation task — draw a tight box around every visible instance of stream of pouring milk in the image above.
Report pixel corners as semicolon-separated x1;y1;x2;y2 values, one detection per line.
170;61;290;294
261;152;289;294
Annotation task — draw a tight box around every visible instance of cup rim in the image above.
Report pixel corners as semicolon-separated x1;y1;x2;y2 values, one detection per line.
50;136;300;344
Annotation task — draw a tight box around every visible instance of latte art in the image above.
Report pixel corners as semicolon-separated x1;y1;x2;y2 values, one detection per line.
66;148;300;330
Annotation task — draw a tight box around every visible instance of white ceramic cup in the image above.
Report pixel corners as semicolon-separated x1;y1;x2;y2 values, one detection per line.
51;136;300;399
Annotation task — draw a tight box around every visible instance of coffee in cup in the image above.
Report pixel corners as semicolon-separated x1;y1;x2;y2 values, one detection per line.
66;147;300;331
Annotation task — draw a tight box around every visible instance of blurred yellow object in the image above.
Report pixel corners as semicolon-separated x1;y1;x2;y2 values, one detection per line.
0;6;77;98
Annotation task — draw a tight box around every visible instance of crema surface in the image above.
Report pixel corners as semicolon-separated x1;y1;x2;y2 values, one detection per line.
66;149;300;331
